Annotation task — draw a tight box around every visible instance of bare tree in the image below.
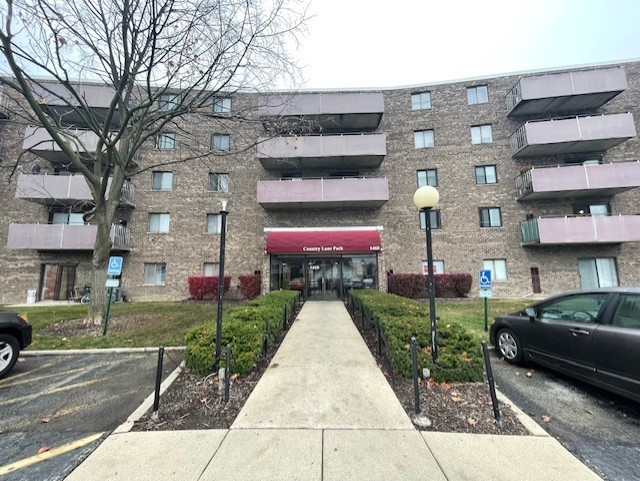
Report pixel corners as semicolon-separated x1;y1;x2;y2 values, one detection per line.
0;0;307;323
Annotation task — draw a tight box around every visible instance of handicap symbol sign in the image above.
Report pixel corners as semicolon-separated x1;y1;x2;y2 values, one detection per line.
107;256;123;276
479;270;492;289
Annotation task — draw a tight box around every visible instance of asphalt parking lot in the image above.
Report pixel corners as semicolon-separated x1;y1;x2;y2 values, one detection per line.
0;350;182;481
491;352;640;481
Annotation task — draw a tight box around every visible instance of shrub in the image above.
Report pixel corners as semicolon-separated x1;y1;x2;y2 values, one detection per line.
184;290;300;376
388;273;472;298
238;274;261;300
187;276;231;300
387;273;426;298
349;289;483;383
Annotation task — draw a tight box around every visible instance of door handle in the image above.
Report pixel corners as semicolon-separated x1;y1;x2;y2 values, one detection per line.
569;328;590;336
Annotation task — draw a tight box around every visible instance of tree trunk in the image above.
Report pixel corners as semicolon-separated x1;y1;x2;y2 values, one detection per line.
87;206;113;326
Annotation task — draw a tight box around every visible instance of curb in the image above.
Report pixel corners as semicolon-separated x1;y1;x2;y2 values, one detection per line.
113;360;186;434
21;347;185;356
495;387;549;437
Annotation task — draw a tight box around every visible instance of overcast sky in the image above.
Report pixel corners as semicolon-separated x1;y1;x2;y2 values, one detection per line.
292;0;640;89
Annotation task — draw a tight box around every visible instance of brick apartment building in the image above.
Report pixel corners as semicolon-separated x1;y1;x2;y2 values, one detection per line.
1;60;640;304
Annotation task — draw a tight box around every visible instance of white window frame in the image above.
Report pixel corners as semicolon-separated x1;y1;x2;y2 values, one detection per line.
148;213;171;233
207;213;223;234
422;260;445;275
203;262;220;276
209;173;229;192
152;171;173;191
417;169;438;187
479;207;502;228
471;125;493;144
144;263;166;285
483;259;507;281
419;210;441;230
211;134;230;151
213;97;232;113
467;85;488;105
414;130;435;149
158;93;179;111
156;133;176;150
411;92;431;110
578;258;619;289
475;165;497;185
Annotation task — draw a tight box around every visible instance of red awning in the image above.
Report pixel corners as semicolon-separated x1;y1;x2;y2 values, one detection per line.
266;230;381;255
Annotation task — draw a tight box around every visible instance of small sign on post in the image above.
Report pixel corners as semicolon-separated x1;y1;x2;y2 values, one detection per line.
479;270;492;331
107;256;123;276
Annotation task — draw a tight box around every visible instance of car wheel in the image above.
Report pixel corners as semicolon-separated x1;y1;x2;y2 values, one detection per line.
497;328;523;364
0;334;20;379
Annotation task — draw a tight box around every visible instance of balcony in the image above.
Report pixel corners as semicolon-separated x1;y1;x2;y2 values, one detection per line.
257;133;387;170
520;215;640;246
31;82;120;127
15;173;135;206
259;93;384;132
7;223;131;251
23;126;114;163
257;177;389;209
510;113;636;158
516;161;640;200
506;67;627;117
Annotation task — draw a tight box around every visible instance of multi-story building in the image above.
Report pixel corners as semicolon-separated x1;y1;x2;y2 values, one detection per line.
2;60;640;304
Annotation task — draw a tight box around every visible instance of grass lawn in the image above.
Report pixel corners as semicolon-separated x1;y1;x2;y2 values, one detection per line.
13;297;532;351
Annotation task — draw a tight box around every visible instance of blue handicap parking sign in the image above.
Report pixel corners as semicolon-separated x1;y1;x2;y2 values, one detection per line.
107;256;123;276
479;270;492;289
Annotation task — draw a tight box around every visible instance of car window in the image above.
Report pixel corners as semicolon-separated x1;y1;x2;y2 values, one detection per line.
611;295;640;329
539;293;608;323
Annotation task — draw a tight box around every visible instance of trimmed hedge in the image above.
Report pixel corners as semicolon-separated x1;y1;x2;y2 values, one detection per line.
187;276;231;300
238;274;261;300
387;273;473;298
184;290;299;376
350;289;483;383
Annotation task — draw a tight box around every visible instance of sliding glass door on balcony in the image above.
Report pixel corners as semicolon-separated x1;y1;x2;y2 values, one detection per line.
578;258;618;289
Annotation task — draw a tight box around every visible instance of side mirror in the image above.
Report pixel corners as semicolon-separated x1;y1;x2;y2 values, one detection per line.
524;307;537;321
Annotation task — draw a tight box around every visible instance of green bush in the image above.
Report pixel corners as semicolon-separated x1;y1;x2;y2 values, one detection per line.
350;290;484;383
184;290;300;376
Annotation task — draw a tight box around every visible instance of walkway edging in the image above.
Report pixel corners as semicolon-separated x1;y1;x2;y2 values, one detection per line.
21;346;185;356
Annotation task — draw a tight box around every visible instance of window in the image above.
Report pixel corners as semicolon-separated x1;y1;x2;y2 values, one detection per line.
573;202;610;216
483;259;507;281
479;207;502;227
152;171;173;191
51;212;85;225
612;295;640;329
578;258;618;289
213;97;232;113
471;125;493;144
144;263;166;285
203;262;220;277
422;260;445;275
148;213;170;233
156;133;175;150
414;130;434;149
158;93;179;111
475;165;497;184
207;213;223;234
211;134;230;151
417;169;438;187
467;85;488;105
419;210;441;229
539;293;608;322
209;173;229;192
411;92;431;110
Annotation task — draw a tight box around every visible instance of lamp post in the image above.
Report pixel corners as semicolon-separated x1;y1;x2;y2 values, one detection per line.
413;186;440;363
214;199;228;371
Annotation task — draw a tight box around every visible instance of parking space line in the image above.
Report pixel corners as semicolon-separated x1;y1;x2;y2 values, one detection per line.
0;432;104;476
0;379;102;407
0;367;88;389
0;362;56;386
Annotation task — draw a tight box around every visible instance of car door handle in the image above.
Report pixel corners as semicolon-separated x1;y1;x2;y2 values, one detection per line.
569;328;590;336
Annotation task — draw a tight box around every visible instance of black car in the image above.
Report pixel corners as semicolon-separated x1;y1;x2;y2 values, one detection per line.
490;287;640;403
0;310;32;378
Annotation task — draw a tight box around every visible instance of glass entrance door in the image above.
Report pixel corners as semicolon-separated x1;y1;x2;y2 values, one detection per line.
308;259;341;299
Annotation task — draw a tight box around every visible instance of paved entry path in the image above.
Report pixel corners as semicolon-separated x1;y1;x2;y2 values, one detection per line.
232;300;413;430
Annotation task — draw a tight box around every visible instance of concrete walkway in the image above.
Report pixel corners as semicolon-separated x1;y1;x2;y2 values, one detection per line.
63;301;602;481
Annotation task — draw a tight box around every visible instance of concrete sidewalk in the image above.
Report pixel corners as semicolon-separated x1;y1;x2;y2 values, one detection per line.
64;301;602;481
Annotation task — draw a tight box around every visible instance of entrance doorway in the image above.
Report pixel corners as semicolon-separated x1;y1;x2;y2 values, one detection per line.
308;259;341;299
41;264;77;301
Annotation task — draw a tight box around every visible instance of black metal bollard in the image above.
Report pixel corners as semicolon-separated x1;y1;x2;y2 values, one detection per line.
481;341;502;426
224;344;231;404
152;346;164;419
411;337;421;414
361;305;365;331
376;318;382;356
263;319;269;356
283;305;288;331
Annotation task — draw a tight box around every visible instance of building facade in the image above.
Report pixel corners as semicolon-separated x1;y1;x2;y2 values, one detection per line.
2;60;640;304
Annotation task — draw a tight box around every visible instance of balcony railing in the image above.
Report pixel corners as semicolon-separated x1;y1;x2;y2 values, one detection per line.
520;215;640;246
257;176;389;209
23;126;116;163
6;223;131;251
510;113;636;157
515;160;640;200
257;133;387;170
506;67;627;116
0;86;9;119
15;173;135;206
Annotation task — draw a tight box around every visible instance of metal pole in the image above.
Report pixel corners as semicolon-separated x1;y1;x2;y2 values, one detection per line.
481;341;501;426
424;207;438;362
411;337;421;414
224;344;231;404
103;286;114;336
484;296;488;332
152;346;165;419
214;207;228;371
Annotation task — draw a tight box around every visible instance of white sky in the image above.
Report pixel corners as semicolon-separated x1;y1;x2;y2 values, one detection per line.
292;0;640;89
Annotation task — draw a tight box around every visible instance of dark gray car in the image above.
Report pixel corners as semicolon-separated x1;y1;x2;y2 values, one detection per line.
490;287;640;403
0;310;32;378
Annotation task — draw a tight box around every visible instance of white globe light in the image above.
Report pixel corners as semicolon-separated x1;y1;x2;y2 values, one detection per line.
413;186;440;210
